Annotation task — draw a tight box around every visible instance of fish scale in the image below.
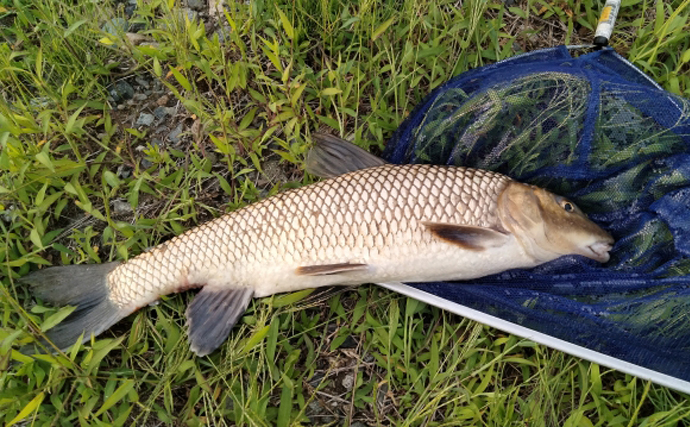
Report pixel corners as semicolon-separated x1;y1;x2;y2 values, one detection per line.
107;164;511;309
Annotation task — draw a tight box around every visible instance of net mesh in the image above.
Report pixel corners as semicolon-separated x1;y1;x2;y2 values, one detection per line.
382;46;690;380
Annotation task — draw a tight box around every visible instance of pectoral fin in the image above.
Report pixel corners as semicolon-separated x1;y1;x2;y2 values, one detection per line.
296;263;369;276
423;222;509;251
185;287;254;356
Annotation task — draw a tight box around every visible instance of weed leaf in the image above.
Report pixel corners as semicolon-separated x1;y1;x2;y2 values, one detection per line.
64;19;87;37
169;66;192;91
7;392;44;427
321;88;342;96
94;379;135;417
372;16;395;41
276;7;295;40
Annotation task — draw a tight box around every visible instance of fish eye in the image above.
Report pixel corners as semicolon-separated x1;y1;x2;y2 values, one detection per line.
561;200;574;213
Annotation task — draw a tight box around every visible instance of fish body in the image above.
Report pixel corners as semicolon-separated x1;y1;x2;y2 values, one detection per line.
111;165;520;305
22;134;614;356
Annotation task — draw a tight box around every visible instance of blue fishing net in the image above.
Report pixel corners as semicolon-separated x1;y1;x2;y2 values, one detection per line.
382;46;690;382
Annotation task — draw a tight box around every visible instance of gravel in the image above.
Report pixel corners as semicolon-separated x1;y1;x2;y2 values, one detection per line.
187;0;206;11
111;200;133;214
102;17;128;35
136;112;155;127
108;81;134;103
168;123;184;143
153;106;172;119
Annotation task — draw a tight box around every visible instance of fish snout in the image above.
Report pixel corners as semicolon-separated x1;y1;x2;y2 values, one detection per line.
585;238;614;263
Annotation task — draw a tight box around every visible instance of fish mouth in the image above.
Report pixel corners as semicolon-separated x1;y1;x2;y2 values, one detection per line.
584;241;613;263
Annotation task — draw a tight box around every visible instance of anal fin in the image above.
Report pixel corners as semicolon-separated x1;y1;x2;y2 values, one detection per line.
423;222;509;250
296;263;368;276
185;287;254;356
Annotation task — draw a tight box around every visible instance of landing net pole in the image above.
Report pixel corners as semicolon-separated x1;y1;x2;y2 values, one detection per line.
594;0;622;47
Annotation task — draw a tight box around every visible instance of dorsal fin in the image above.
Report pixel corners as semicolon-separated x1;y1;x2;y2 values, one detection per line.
306;133;387;178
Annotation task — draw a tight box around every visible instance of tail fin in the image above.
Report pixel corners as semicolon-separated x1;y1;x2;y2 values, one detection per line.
20;262;128;352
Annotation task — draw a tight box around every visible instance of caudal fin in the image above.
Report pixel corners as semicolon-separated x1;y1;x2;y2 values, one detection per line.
20;262;128;352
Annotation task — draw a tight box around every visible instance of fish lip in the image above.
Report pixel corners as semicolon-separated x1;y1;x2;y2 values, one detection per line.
585;241;613;263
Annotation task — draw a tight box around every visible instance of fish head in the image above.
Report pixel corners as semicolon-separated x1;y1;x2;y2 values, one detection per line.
497;182;614;263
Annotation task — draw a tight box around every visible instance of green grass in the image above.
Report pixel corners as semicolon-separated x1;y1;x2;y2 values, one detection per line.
2;0;690;425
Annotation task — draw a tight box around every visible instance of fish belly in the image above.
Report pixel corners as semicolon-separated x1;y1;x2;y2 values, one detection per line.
248;236;535;297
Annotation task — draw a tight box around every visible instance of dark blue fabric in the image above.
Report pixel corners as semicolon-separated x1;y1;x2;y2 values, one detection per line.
382;47;690;381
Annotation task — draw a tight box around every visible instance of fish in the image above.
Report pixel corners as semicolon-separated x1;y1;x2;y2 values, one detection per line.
20;133;614;356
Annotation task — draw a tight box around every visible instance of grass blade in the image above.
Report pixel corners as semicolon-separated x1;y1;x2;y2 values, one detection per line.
7;392;44;427
94;380;135;417
372;16;395;41
276;7;295;40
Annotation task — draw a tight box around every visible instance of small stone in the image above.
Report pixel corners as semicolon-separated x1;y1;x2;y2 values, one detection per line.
153;106;170;119
168;123;184;143
151;138;162;147
309;372;325;387
117;104;126;110
126;99;136;106
187;0;206;11
182;8;199;21
102;18;128;35
161;9;197;30
133;93;148;102
109;81;134;103
141;158;153;169
209;0;223;15
135;76;150;89
307;402;320;414
29;97;51;109
341;373;354;391
340;335;357;349
117;164;132;179
137;113;155;127
214;25;232;44
129;22;147;33
156;94;170;106
125;32;148;45
1;205;15;223
111;200;133;214
376;382;389;407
